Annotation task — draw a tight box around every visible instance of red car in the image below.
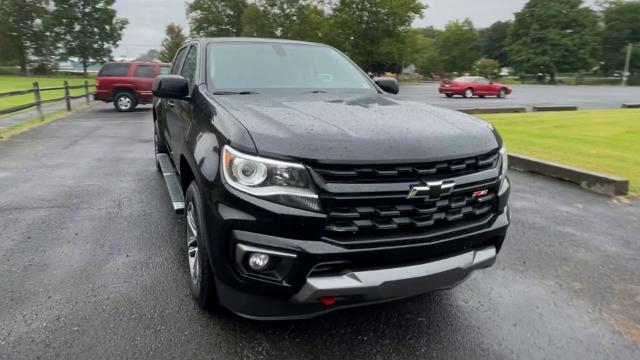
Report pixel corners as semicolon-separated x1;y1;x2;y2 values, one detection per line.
439;76;512;99
95;61;171;111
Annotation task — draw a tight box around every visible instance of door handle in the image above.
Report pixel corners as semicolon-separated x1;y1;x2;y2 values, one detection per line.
167;100;175;108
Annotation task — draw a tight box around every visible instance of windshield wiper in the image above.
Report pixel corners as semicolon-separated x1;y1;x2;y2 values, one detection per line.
212;91;259;95
305;90;328;94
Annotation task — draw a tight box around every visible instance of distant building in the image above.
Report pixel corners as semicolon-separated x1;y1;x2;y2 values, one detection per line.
499;67;513;77
58;59;103;74
402;64;417;74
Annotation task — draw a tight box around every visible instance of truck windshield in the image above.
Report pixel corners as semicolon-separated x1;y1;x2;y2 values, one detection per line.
207;42;374;92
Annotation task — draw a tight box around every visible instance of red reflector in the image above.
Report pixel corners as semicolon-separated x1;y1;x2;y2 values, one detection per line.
472;190;489;198
320;297;336;306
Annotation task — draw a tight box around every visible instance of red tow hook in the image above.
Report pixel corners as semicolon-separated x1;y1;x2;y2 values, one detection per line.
320;297;337;306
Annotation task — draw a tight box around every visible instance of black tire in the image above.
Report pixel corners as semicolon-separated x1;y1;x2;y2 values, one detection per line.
154;124;168;172
445;94;453;98
185;181;218;311
463;88;474;98
498;88;508;99
113;91;137;112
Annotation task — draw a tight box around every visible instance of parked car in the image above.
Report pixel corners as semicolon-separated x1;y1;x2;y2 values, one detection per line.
152;38;511;320
95;61;171;111
439;76;512;98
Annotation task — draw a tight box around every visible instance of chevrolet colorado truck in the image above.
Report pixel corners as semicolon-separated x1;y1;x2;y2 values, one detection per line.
152;38;510;320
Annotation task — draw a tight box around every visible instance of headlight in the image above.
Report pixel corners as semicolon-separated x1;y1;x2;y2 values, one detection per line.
222;145;321;211
500;146;508;178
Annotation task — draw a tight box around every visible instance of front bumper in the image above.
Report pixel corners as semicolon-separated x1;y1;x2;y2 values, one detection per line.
292;246;496;303
206;176;510;319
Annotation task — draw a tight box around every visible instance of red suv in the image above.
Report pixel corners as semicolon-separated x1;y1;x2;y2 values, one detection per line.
95;62;171;111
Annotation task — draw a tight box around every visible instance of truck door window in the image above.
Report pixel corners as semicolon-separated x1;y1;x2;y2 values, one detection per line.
171;47;188;75
180;46;198;89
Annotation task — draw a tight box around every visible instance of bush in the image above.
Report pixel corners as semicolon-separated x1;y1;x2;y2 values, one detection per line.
472;58;500;79
31;63;52;75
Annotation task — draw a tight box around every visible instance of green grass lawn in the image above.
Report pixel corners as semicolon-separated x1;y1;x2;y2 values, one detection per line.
479;109;640;195
0;75;95;110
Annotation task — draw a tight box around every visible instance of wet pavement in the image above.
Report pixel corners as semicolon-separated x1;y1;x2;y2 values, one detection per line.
1;104;639;359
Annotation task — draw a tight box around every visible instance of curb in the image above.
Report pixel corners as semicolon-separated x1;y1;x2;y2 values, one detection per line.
458;107;527;115
532;106;578;112
508;154;629;196
621;103;640;108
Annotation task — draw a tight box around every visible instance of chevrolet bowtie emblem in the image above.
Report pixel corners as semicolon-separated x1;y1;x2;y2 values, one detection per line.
407;180;455;199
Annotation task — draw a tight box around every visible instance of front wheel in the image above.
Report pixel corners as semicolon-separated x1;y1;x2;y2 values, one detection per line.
463;88;474;98
498;88;508;99
185;181;218;311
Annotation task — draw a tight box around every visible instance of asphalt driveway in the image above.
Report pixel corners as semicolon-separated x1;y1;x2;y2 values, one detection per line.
1;104;639;359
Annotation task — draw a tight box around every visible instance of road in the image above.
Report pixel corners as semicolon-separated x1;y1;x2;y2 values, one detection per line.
398;83;640;110
1;104;639;360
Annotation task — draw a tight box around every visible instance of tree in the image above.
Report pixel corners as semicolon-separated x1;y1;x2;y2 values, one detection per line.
506;0;599;81
600;0;640;74
435;19;480;73
0;0;50;74
159;23;187;62
240;3;275;37
472;58;500;78
418;26;440;40
379;29;442;74
240;0;328;42
477;21;512;66
136;49;161;62
50;0;128;74
187;0;247;37
327;0;425;71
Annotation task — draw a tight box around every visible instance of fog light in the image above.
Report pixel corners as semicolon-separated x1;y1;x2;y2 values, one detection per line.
247;252;270;271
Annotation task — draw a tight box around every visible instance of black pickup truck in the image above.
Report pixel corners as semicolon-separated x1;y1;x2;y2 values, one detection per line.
152;38;510;320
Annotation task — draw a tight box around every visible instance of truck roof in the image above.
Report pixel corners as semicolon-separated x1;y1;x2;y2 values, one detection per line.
192;37;324;47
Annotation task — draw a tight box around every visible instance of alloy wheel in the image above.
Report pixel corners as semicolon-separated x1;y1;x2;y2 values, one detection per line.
186;201;200;286
117;96;132;111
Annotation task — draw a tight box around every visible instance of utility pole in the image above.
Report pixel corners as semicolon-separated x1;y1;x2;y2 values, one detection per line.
623;42;632;86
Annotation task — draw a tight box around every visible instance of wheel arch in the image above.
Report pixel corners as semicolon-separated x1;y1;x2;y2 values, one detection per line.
113;87;137;100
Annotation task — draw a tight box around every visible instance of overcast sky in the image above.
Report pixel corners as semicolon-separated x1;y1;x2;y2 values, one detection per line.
112;0;600;58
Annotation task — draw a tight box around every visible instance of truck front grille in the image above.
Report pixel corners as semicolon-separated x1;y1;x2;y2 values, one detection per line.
312;150;499;184
318;179;500;248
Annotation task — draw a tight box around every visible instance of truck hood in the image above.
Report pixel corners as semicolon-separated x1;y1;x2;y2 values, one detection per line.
215;92;499;163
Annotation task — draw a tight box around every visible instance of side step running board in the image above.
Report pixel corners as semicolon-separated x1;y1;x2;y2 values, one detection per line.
157;154;185;214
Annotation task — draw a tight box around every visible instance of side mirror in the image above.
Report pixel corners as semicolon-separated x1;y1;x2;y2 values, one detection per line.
152;75;189;100
373;77;399;95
